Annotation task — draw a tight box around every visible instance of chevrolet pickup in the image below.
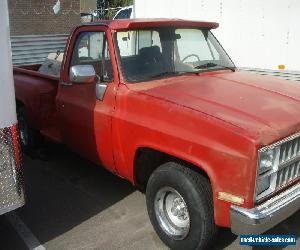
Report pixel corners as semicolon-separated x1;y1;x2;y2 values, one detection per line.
13;19;299;250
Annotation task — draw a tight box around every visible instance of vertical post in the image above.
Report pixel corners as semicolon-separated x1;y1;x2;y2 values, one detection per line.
133;0;136;18
0;0;17;129
0;1;25;216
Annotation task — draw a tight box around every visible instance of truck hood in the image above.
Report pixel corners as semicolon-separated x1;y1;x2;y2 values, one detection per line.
130;71;300;145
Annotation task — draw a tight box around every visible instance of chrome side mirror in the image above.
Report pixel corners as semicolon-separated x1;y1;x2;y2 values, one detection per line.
70;65;96;84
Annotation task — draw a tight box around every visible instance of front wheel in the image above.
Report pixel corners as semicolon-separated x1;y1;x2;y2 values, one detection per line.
146;162;217;250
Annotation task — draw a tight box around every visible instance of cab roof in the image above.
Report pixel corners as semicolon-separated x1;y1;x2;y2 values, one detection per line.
85;18;219;30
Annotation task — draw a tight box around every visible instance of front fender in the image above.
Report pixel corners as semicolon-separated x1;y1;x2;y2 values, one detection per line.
113;85;258;228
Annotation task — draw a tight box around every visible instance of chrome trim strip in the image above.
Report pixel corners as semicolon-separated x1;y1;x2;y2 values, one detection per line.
231;182;300;235
278;156;300;170
259;131;300;152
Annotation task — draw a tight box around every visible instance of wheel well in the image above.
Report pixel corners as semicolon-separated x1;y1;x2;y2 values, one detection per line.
16;99;24;110
134;147;210;192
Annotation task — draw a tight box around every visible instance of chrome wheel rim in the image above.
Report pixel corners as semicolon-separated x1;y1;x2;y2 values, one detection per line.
18;116;28;147
154;187;190;240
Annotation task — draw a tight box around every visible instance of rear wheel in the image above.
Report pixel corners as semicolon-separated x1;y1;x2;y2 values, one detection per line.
146;162;217;250
17;107;39;151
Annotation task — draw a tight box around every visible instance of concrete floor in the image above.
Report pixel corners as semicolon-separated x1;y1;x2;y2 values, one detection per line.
1;144;299;250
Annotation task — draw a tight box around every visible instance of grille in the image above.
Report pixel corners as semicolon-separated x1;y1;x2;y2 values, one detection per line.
279;136;300;164
276;133;300;189
276;160;300;188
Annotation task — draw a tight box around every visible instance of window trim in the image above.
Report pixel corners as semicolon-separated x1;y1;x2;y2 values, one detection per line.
64;27;115;84
113;27;236;84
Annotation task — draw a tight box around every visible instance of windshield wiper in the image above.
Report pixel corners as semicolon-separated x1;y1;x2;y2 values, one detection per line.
149;71;176;79
194;62;236;72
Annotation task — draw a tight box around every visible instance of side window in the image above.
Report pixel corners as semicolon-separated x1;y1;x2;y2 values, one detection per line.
70;31;113;82
207;39;220;60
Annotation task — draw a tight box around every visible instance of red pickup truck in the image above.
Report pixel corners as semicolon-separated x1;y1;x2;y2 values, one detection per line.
13;19;299;250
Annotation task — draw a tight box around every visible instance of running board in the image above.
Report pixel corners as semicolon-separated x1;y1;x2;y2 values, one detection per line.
40;126;63;144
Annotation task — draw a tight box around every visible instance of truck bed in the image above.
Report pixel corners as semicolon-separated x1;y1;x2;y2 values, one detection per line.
13;64;60;139
13;63;60;81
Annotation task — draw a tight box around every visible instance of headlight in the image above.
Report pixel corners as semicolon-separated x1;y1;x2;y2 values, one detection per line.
256;146;279;200
258;148;275;174
256;175;271;195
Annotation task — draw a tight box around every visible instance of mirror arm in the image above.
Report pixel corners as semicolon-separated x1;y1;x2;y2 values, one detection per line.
95;82;108;101
61;81;73;87
95;74;108;101
95;73;103;83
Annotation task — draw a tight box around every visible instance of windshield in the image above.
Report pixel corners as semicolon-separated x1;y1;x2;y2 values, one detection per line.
115;27;235;82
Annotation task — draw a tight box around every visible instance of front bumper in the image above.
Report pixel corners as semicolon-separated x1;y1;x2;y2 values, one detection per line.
230;182;300;235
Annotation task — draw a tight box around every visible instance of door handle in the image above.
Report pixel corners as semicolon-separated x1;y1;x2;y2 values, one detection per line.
60;81;73;86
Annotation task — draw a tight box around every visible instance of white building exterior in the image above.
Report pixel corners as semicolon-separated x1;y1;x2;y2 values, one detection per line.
0;0;17;128
134;0;300;72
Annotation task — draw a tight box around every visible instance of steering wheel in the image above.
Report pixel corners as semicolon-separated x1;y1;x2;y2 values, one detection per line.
181;54;201;65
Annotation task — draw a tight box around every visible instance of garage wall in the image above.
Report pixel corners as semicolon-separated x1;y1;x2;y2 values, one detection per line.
134;0;300;71
11;34;68;65
8;0;80;36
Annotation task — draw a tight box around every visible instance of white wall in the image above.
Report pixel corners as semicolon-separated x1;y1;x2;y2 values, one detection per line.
134;0;300;71
0;0;17;128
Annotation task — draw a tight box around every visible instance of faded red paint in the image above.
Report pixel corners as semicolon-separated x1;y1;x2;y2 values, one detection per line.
13;19;300;228
79;18;219;30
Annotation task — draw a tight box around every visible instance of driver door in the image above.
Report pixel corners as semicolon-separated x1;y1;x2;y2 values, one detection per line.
56;27;116;169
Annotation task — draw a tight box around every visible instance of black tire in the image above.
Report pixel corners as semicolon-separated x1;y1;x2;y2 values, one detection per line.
17;106;39;151
146;162;217;250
